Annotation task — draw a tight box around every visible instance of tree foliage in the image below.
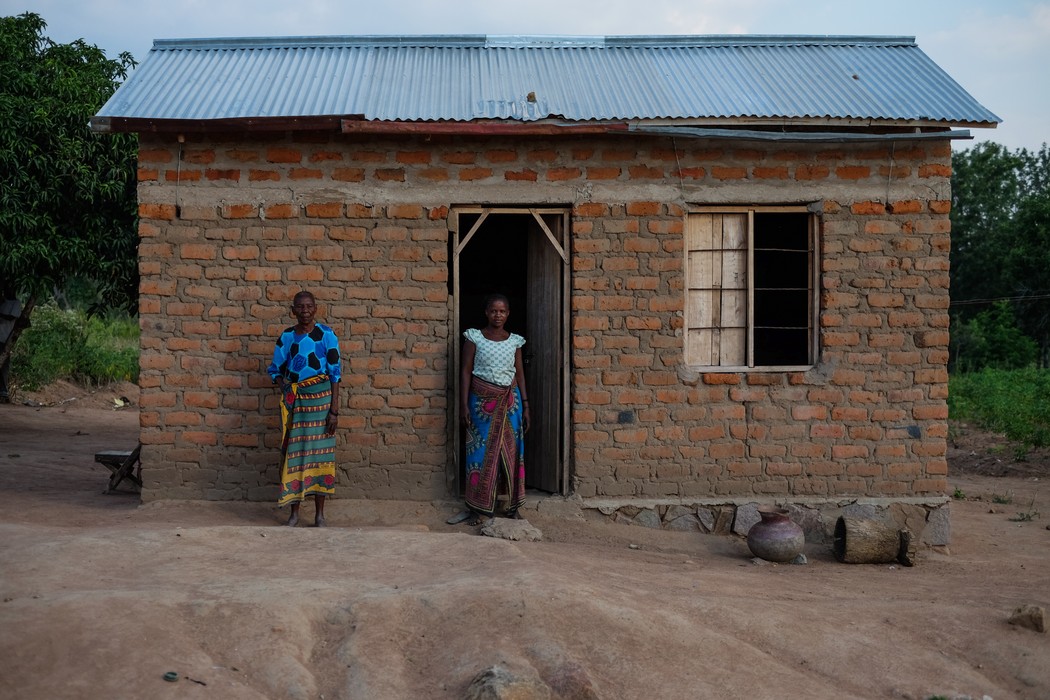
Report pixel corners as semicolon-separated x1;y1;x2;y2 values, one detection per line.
951;142;1050;368
950;301;1039;373
0;12;138;357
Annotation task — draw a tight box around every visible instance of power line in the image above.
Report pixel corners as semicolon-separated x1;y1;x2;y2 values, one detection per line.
951;293;1050;306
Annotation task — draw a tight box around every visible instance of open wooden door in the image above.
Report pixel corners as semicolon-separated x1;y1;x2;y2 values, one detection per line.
525;213;565;493
451;208;570;497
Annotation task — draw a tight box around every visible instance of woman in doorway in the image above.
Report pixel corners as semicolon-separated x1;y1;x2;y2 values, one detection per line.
460;294;530;525
267;290;342;527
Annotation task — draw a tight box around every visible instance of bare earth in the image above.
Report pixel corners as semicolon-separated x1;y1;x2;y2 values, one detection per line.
1;382;1047;700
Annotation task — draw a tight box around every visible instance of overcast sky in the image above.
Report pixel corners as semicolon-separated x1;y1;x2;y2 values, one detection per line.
6;0;1048;152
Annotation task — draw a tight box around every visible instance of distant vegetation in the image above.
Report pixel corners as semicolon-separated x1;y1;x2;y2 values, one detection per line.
11;304;138;390
948;142;1050;455
948;367;1050;449
950;142;1050;370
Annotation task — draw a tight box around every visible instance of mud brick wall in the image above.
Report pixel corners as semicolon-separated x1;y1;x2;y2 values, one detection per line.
135;132;951;503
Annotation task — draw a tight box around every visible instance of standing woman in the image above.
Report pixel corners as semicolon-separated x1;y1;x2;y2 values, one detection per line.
460;294;530;525
267;290;341;527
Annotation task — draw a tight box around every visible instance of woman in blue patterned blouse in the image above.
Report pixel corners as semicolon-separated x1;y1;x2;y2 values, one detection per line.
267;290;342;526
459;294;530;526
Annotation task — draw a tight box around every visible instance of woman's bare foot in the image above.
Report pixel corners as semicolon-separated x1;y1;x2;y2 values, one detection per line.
285;513;299;526
467;512;486;526
314;515;327;528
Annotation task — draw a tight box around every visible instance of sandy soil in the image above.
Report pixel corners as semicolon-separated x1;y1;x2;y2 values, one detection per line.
0;382;1047;699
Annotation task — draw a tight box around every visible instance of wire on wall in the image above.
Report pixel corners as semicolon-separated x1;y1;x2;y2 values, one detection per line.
175;134;184;219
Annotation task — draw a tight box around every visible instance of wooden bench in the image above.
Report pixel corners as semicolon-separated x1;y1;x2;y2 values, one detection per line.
94;444;142;494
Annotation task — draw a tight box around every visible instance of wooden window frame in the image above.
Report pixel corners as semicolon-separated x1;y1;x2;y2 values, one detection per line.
685;206;819;372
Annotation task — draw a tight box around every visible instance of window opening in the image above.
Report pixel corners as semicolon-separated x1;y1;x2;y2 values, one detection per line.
686;209;816;369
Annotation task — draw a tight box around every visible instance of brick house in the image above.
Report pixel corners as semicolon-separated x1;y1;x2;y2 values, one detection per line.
93;35;998;542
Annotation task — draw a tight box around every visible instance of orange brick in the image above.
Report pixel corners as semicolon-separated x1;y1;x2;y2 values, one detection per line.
226;149;260;162
836;165;871;180
278;265;321;282
702;373;740;385
505;169;538;181
163;167;198;182
263;203;296;219
753;166;788;179
309;150;343;163
306;246;344;261
711;166;746;180
628;165;663;179
376;168;405;182
919;163;952;178
222;203;256;219
206;168;240;181
139;203;176;220
139;148;173;163
267;147;301;163
795;165;830;180
626;202;660;216
222;245;259;261
387;205;424;219
305;202;342;218
249;169;280;181
332;167;365;181
851;201;887;215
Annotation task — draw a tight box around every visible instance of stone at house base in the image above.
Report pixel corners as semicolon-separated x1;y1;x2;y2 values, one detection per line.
578;495;952;547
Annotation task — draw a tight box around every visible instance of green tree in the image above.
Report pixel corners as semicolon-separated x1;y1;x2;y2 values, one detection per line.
950;142;1023;315
951;142;1050;367
950;301;1038;373
0;12;138;370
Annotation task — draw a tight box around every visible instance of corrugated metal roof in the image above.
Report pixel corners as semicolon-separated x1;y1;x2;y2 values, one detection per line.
93;35;1000;127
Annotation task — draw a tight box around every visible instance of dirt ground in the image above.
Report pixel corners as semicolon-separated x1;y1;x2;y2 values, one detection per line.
0;382;1047;700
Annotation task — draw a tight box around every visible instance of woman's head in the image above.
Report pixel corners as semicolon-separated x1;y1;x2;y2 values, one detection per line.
484;294;510;328
484;293;509;311
291;290;317;326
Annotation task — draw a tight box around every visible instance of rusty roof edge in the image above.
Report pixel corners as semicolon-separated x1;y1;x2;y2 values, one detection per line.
628;125;979;142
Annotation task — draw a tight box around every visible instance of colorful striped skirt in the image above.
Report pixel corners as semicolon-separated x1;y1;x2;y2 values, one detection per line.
278;374;336;506
464;376;526;515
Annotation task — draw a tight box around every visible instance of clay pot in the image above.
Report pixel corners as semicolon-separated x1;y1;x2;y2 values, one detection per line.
746;506;805;562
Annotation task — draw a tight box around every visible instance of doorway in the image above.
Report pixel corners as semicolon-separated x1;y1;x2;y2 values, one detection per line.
451;207;570;497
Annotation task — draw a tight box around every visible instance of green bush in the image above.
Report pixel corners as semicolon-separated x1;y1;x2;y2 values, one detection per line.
10;303;138;390
949;367;1050;447
950;301;1039;373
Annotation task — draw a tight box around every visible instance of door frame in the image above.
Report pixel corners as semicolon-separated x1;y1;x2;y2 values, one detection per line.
449;206;571;496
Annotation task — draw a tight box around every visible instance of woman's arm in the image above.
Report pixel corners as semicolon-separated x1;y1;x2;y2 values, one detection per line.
460;339;476;427
326;380;340;435
324;327;342;435
267;331;289;384
514;347;530;432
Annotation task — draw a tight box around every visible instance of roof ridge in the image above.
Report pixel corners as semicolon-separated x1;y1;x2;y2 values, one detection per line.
151;34;917;51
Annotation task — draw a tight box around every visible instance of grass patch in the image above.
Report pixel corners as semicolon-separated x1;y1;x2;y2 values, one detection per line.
949;367;1050;448
10;304;138;390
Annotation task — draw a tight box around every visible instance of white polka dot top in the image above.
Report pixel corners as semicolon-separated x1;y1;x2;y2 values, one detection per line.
465;328;525;387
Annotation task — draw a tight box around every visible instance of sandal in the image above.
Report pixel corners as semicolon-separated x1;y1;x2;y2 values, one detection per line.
445;510;472;525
